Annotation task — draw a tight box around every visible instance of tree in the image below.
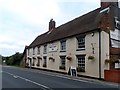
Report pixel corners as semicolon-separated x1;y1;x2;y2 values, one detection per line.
5;52;23;66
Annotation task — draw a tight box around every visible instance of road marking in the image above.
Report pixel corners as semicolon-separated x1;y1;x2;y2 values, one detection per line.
3;71;52;90
3;66;118;88
2;66;92;83
13;75;18;78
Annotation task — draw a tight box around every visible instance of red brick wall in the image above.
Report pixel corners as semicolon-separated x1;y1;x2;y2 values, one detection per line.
104;70;120;83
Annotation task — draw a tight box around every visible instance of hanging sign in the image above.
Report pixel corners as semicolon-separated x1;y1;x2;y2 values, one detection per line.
110;28;120;41
49;43;58;52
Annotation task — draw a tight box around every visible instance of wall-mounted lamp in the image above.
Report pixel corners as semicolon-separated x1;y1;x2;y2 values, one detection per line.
91;32;94;37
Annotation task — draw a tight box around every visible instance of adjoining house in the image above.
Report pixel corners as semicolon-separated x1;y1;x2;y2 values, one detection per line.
23;0;120;81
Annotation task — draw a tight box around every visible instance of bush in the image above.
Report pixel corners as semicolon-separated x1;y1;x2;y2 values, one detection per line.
59;65;65;70
43;63;46;67
77;67;85;72
88;55;95;60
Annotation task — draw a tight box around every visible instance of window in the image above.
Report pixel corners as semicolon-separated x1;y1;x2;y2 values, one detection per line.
60;56;66;66
28;49;29;56
43;45;47;54
36;58;40;66
43;57;47;67
59;56;66;70
77;55;85;72
60;40;66;51
33;47;35;55
32;59;35;66
76;36;85;50
37;46;40;54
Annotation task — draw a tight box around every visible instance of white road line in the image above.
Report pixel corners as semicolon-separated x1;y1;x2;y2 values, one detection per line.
3;71;52;90
3;66;88;83
3;66;118;87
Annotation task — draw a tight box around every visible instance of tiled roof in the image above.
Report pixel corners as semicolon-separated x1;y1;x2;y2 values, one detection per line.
28;8;102;48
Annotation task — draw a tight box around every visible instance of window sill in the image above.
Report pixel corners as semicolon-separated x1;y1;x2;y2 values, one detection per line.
76;48;85;51
60;50;66;52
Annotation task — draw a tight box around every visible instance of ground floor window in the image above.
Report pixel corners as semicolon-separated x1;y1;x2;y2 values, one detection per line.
32;59;35;66
43;56;47;67
36;59;40;66
59;56;66;70
76;55;85;72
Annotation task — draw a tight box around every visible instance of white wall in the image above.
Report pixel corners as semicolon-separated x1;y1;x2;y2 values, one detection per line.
26;31;110;79
101;31;110;78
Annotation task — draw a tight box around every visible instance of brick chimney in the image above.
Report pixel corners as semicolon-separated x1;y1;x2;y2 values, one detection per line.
101;0;118;9
49;19;56;31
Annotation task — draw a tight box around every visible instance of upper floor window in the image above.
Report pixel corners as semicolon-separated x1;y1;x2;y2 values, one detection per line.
27;49;30;56
76;36;85;50
37;46;40;54
43;45;47;54
33;47;35;55
60;40;66;52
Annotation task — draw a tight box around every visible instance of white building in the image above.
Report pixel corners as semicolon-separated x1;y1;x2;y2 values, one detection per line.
23;1;120;79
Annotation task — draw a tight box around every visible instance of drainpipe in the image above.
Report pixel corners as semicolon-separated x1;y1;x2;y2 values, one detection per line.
99;30;102;79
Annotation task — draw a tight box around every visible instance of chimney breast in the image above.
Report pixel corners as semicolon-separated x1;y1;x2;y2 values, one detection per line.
101;2;110;8
101;0;118;9
49;19;56;31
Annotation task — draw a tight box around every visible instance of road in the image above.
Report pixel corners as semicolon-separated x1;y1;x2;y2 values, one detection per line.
1;65;119;90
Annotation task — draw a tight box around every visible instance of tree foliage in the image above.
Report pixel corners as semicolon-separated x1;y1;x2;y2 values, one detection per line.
5;52;23;66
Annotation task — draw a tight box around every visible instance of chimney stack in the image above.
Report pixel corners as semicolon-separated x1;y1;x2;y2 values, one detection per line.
101;0;118;9
49;19;56;31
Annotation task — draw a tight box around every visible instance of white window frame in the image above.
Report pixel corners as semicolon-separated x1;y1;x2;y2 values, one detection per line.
60;40;66;51
27;49;30;56
77;55;85;70
43;56;47;65
76;36;85;50
43;45;47;54
60;56;66;66
33;47;35;55
37;46;40;54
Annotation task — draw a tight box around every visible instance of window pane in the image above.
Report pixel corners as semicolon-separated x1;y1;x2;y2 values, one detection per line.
60;40;66;51
60;56;66;66
77;55;85;70
77;37;85;49
44;45;47;54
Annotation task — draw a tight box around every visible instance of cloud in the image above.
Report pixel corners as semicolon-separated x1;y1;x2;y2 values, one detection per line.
0;0;99;56
1;0;61;26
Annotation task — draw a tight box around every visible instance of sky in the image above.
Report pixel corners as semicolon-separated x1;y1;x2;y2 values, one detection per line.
0;0;102;56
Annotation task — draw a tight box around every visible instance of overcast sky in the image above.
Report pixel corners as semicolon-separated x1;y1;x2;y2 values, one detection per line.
0;0;101;56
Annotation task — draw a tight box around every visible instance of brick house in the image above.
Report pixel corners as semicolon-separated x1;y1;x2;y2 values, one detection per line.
23;0;120;80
